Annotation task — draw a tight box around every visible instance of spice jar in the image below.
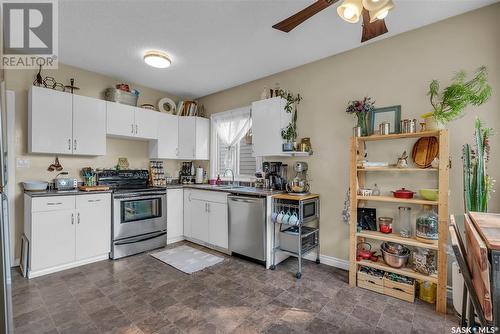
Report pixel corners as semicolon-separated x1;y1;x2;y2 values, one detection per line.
416;205;438;243
378;217;393;234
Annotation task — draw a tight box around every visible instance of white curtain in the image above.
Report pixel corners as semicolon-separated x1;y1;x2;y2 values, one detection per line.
211;106;251;169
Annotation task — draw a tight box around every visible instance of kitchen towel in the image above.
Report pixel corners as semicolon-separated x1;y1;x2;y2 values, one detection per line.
150;245;224;274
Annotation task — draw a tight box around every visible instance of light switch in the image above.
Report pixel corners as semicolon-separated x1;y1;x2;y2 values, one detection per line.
16;158;30;168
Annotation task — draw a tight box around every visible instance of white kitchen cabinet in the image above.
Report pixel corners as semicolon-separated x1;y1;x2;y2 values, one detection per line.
72;94;106;156
208;201;228;249
178;116;196;159
183;189;228;251
251;97;292;157
149;113;179;159
28;86;107;156
29;86;73;155
75;194;111;261
195;117;210;160
25;193;111;278
135;107;158;139
106;102;135;137
167;188;184;244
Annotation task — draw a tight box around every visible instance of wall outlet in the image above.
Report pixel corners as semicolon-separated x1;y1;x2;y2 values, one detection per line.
16;158;30;168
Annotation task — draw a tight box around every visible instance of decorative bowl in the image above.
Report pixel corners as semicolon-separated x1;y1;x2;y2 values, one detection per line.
419;189;438;201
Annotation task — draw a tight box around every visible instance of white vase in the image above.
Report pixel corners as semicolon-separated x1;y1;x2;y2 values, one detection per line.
425;117;445;131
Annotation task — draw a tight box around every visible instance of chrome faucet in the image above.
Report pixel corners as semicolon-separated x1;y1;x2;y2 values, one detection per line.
223;168;235;186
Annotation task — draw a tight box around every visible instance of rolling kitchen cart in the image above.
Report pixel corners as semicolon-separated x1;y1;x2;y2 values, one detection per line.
270;193;320;279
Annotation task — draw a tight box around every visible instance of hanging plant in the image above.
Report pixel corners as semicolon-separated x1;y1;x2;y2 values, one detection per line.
276;89;302;143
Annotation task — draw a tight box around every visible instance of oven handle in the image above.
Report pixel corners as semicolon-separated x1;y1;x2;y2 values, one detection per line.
114;231;167;245
113;193;166;200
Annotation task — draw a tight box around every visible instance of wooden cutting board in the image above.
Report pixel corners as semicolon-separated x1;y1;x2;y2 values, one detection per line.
412;137;439;168
78;185;110;192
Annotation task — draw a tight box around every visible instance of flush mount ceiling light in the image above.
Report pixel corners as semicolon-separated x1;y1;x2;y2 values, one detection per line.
337;0;363;23
143;51;172;68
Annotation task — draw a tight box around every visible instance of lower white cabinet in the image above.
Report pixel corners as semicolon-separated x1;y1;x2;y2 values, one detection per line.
183;189;228;250
167;188;184;244
24;193;111;278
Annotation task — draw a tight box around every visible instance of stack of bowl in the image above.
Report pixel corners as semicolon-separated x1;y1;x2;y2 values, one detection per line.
381;242;410;268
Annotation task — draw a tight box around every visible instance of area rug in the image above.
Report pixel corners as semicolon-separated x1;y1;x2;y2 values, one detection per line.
150;245;224;274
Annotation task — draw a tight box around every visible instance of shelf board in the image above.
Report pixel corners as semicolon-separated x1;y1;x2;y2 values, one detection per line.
356;231;438;250
356;130;440;142
357;167;438;172
357;195;438;206
356;259;438;283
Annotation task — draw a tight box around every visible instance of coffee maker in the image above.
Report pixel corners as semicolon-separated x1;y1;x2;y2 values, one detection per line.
179;161;195;184
262;162;288;190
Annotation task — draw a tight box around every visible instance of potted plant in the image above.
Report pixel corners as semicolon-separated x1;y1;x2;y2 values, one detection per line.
345;97;375;137
277;90;302;151
424;66;492;130
463;118;495;212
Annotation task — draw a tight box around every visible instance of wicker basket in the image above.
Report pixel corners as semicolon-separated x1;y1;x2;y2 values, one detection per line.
104;88;138;106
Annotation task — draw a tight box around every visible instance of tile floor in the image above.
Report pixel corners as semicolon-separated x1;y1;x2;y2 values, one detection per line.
12;242;458;333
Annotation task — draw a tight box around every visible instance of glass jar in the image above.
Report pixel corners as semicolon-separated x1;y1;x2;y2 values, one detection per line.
412;248;436;275
398;206;412;238
416;205;439;243
378;217;393;234
418;280;437;304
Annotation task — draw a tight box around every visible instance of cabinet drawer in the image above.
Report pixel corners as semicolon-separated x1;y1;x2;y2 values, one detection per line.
32;196;75;212
189;190;228;204
76;193;110;208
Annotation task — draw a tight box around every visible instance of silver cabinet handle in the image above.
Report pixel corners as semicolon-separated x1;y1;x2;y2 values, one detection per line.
135;124;138;134
77;212;80;224
205;203;208;212
207;203;210;213
68;139;71;150
47;202;62;206
131;124;134;134
74;139;77;151
71;213;74;225
88;199;101;203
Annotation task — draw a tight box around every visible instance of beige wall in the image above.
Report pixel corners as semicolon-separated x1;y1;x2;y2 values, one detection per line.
199;5;500;261
6;63;181;259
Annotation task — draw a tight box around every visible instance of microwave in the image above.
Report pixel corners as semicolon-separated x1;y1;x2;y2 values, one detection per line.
301;198;320;223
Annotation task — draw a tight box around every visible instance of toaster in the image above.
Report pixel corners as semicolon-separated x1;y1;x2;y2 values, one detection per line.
54;172;77;191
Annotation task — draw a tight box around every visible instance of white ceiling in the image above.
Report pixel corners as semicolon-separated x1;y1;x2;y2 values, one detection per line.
59;0;497;98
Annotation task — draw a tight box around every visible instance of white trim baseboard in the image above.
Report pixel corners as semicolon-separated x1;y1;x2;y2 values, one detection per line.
27;254;109;279
304;253;349;270
167;236;185;245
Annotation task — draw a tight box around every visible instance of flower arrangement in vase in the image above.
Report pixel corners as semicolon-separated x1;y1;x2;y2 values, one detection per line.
345;97;375;136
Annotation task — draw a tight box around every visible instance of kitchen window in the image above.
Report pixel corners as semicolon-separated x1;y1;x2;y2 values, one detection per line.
210;106;259;180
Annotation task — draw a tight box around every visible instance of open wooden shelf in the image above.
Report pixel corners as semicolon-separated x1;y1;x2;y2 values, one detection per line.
356;230;438;250
356;130;440;142
356;195;438;206
357;259;438;283
357;167;438;172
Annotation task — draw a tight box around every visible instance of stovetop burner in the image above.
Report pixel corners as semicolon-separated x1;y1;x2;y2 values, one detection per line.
96;169;159;192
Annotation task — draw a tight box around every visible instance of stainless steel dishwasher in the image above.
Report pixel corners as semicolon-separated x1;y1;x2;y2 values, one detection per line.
228;195;266;263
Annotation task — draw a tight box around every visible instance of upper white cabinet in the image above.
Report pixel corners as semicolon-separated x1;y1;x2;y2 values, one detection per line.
29;86;105;155
149;113;179;159
178;116;209;160
72;95;106;156
251;97;292;157
106;102;158;140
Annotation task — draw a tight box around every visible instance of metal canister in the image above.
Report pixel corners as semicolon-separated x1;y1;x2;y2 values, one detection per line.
353;126;362;137
409;119;417;133
379;122;390;135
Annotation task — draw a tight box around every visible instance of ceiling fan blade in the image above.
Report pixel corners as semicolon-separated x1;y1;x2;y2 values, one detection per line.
361;9;388;43
272;0;338;33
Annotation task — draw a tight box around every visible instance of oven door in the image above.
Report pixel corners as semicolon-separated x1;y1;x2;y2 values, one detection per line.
113;192;166;240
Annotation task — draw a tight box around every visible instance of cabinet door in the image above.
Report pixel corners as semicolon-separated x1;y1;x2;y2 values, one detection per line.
167;188;184;244
31;210;75;271
190;199;209;243
106;102;135;137
75;195;111;260
183;190;192;238
178;117;196;159
72;95;106;156
251;97;286;156
150;113;178;159
208;202;228;249
134;107;158;139
195;117;210;160
29;86;73;154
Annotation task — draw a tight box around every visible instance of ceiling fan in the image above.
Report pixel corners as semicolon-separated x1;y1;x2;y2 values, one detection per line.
272;0;395;42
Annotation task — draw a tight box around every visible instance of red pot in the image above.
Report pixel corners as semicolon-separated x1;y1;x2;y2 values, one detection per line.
357;242;375;260
392;188;415;199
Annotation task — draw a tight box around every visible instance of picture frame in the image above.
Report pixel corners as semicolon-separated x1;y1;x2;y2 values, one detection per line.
369;105;401;134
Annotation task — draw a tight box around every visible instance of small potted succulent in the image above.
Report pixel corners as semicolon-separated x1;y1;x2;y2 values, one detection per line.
345;97;375;137
423;66;492;130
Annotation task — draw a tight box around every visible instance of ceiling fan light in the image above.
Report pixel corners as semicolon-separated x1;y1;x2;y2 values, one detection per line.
337;0;363;23
144;50;172;68
369;0;394;22
362;0;388;11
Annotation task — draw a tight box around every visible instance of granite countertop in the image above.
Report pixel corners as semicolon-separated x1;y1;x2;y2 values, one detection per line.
24;189;113;197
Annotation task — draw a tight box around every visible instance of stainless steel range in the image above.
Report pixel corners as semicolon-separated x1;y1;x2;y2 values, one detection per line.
96;170;167;259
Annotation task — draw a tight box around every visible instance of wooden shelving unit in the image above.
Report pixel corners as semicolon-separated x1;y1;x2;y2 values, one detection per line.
349;130;449;313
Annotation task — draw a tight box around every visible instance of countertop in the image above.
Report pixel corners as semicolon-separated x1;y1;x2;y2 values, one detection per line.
469;212;500;251
25;184;283;197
